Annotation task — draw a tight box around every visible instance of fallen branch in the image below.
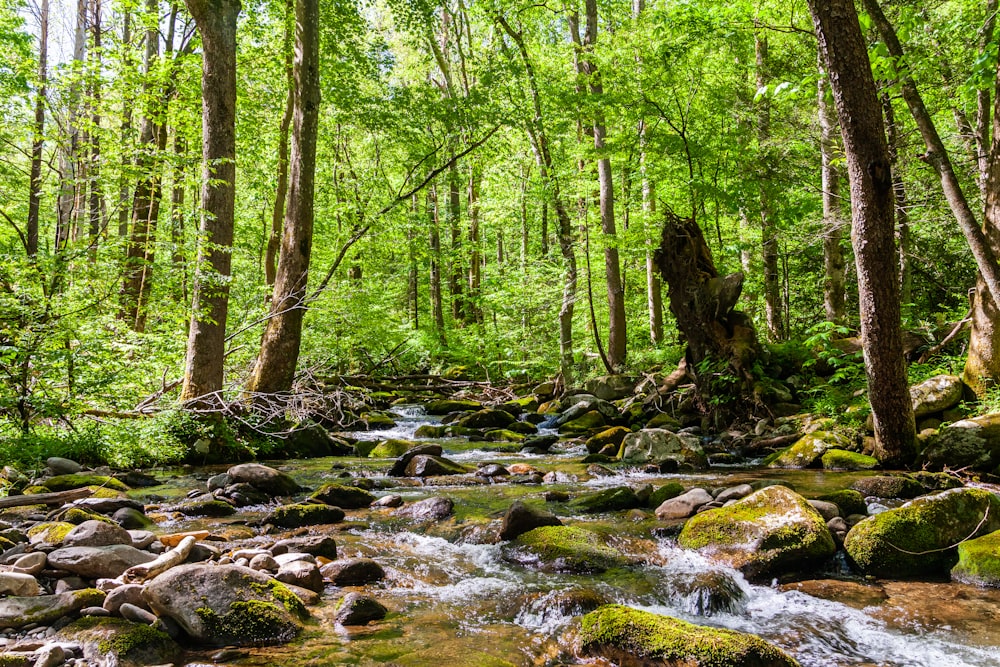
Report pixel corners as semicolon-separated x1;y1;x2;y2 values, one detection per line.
0;487;93;509
917;310;972;364
122;535;197;583
745;433;802;453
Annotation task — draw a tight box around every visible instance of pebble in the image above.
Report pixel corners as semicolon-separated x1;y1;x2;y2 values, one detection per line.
249;554;278;572
119;603;157;625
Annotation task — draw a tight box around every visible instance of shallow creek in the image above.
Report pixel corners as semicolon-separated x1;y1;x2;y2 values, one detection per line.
138;406;1000;666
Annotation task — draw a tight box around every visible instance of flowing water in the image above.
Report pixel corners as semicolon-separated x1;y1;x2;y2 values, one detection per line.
139;406;1000;666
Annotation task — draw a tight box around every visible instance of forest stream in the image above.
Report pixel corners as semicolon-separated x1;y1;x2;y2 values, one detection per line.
113;405;1000;667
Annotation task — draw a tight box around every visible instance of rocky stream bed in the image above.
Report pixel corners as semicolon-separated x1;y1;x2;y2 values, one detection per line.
3;389;1000;667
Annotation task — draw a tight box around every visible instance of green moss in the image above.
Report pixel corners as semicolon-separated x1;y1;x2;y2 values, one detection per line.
250;580;309;620
26;521;74;544
768;431;849;469
264;503;345;528
97;621;173;657
561;411;605;434
368;439;418;458
62;507;115;525
484;429;526;443
821;449;878;470
648;482;685;508
502;525;628;574
413;425;447;438
195;600;301;645
425;399;482;414
580;604;800;667
952;530;1000;587
569;486;639;513
43;474;128;492
816;489;867;517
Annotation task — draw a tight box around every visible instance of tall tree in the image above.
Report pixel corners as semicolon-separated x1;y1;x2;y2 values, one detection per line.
264;0;294;289
808;0;915;466
181;0;241;405
755;31;783;341
818;55;846;324
247;0;320;396
26;0;48;257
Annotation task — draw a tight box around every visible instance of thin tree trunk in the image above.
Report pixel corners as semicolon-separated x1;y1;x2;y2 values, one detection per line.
181;0;241;406
467;163;482;323
428;182;445;344
118;9;132;238
448;158;463;321
636;0;662;346
520;163;529;271
265;0;293;288
87;0;103;262
26;0;48;257
882;91;912;307
171;132;187;303
756;32;783;341
540;200;549;257
818;56;846;324
809;0;916;466
408;193;419;329
246;0;320;397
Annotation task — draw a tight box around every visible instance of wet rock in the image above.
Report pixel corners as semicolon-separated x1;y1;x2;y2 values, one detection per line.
569;486;640;514
918;413;1000;471
909;471;964;492
544;490;570;502
270;536;337;561
113;507;154;530
263;503;345;528
0;572;40;596
219;482;273;507
102;584;147;614
276;561;324;594
369;439;421;458
716;484;754;504
226;463;300;496
48;545;156;579
42;474;129;492
46;457;83;475
844;488;1000;578
821;449;878;470
816;489;867;517
455;408;516;430
500;525;628;574
767;431;851;469
207;473;231;491
425;399;483;414
620;429;708;470
498;500;562;541
394;497;454;522
807;500;841;521
779;579;887;610
283;422;353;458
951;529;1000;587
172;497;237;518
320;558;385;586
585;426;631;455
646;482;684;509
371;494;404;508
560;410;606;434
910;374;964;418
850;476;924;499
669;570;747;616
387;444;444;476
678;485;836;580
143;563;307;646
0;589;105;629
580;604;800;667
475;463;509;478
484;429;526;443
332;592;387;626
655;488;713;520
404;455;469;477
310;483;375;509
62;520;132;548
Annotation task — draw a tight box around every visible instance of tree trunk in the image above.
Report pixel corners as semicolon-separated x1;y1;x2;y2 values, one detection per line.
171;132;187;303
26;0;48;257
655;212;760;426
181;0;241;406
265;0;294;288
882;91;912;307
467;163;482;323
87;0;104;263
636;0;662;346
818;57;846;325
448;158;464;321
246;0;320;397
428;182;445;344
809;0;916;466
756;32;783;341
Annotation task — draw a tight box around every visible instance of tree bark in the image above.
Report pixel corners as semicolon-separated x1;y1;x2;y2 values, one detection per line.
181;0;241;406
818;57;846;325
246;0;320;397
755;32;783;341
428;182;446;344
26;0;48;257
87;0;104;262
881;91;912;307
448;158;464;321
809;0;916;466
466;163;482;323
265;0;294;289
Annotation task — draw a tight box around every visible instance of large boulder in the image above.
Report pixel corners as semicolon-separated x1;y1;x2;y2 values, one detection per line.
310;483;375;509
844;488;1000;578
919;413;1000;471
569;486;640;514
226;464;300;496
499;500;562;541
655;488;713;520
282;422;353;458
58;617;182;667
678;485;836;579
47;545;156;579
580;604;800;667
951;529;1000;587
404;455;469;477
619;429;708;470
62;520;133;548
585;426;631;455
500;525;628;574
369;439;421;458
767;431;851;469
455;409;515;430
144;563;308;646
910;374;964;418
394;496;454;522
0;589;105;629
425;399;482;414
850;475;923;499
584;375;636;401
263;503;345;528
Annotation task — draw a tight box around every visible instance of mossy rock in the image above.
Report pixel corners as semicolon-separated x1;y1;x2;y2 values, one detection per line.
951;529;1000;587
500;525;628;574
425;399;483;414
0;588;105;629
767;431;850;469
455;408;516;430
815;489;867;518
43;474;129;492
27;521;74;547
61;507;116;525
507;395;540;412
585;426;631;455
844;488;1000;578
360;412;396;430
484;429;526;443
579;604;800;667
264;503;345;528
678;485;836;580
310;483;375;509
909;471;964;492
821;449;878;471
353;440;378;457
569;486;640;513
174;499;236;517
648;482;685;508
61;616;181;666
646;412;681;430
560;410;606;434
369;439;420;458
850;475;924;499
414;424;448;438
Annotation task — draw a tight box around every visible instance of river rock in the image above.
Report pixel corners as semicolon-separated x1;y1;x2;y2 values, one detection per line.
808;500;841;521
310;483;376;509
11;551;47;575
143;563;307;646
584;427;630;455
455;408;515;430
620;429;708;470
388;444;443;476
394;496;454;522
821;449;878;470
321;558;385;586
264;503;345;528
499;525;628;574
72;495;144;516
716;484;754;504
27;522;74;547
334;592;387;625
560;410;606;433
0;589;105;629
850;475;924;499
404;455;469;477
844;488;1000;578
63;520;133;548
0;572;40;596
46;457;83;475
919;413;1000;471
48;545;156;579
580;604;800;667
951;529;1000;586
816;489;867;517
584;375;636;401
655;488;713;520
669;570;747;616
425;398;483;414
42;474;129;492
767;430;851;468
58;616;181;666
678;485;836;579
102;584;148;614
368;439;421;458
498;500;562;541
270;536;337;560
120;601;157;624
910;374;964;418
113;507;154;530
275;560;324;593
282;422;353;458
226;463;300;496
569;486;640;513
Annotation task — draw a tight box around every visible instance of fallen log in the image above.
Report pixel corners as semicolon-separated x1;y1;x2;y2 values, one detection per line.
122;535;197;583
0;487;93;509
